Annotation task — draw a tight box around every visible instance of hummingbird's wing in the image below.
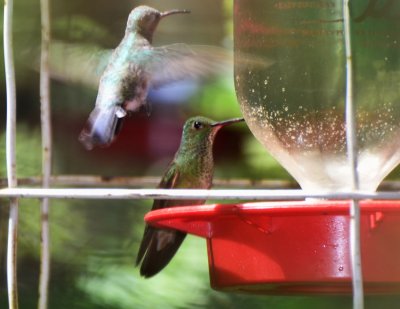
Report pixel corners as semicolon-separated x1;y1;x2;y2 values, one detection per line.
48;41;113;88
152;161;180;209
136;162;180;259
145;43;274;88
46;41;272;90
136;162;188;278
144;44;230;88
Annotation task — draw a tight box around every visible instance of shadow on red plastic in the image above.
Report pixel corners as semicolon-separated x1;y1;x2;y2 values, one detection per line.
145;200;400;294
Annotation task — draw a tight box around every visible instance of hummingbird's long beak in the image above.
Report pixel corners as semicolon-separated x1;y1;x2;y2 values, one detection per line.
160;9;190;18
211;117;245;128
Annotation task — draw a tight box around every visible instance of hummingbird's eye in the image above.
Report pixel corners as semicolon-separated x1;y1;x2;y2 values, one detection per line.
193;121;203;130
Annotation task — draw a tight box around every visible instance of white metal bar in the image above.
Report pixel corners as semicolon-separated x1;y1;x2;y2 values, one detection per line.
344;2;360;192
343;0;364;308
2;176;400;190
0;175;298;189
38;0;51;307
6;200;18;309
1;187;400;201
4;0;16;187
3;0;19;307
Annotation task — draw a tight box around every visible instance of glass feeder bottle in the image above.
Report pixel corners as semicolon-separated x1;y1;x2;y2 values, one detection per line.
234;0;400;191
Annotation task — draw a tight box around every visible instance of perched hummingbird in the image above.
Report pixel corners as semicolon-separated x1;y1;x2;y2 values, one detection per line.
78;5;224;150
136;116;244;278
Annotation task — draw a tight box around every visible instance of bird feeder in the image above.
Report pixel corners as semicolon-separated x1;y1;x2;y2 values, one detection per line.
145;1;400;294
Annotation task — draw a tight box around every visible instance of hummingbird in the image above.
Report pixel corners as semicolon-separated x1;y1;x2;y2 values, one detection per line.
136;116;244;278
79;6;190;150
78;5;226;150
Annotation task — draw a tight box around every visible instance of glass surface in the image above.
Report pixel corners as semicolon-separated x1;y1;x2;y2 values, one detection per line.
234;0;400;191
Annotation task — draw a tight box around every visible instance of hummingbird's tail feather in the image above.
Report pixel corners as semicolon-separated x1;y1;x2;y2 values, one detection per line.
136;225;152;266
136;226;186;278
79;106;124;150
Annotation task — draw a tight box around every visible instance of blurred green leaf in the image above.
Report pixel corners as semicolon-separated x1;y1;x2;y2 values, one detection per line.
0;125;42;178
78;236;212;309
53;15;112;43
242;136;294;180
196;76;241;119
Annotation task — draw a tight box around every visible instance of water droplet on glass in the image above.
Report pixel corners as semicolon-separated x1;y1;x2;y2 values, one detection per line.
338;266;344;272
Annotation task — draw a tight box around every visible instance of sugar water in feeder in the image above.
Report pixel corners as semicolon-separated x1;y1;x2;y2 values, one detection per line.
235;0;400;191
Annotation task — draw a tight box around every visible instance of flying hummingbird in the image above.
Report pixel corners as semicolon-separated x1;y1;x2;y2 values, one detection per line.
78;5;227;150
136;116;244;278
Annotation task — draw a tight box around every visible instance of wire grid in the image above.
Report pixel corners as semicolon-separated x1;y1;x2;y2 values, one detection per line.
5;2;400;309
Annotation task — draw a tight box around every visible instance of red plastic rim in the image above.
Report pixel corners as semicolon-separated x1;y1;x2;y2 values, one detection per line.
145;200;400;295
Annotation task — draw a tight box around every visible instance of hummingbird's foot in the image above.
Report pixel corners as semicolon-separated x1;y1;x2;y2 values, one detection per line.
144;102;152;116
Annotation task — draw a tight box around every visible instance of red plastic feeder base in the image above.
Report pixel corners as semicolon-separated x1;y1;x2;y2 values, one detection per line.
145;200;400;295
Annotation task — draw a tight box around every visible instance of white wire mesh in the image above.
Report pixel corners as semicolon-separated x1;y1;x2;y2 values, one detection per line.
3;0;19;307
1;187;400;201
342;0;364;307
38;0;51;307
